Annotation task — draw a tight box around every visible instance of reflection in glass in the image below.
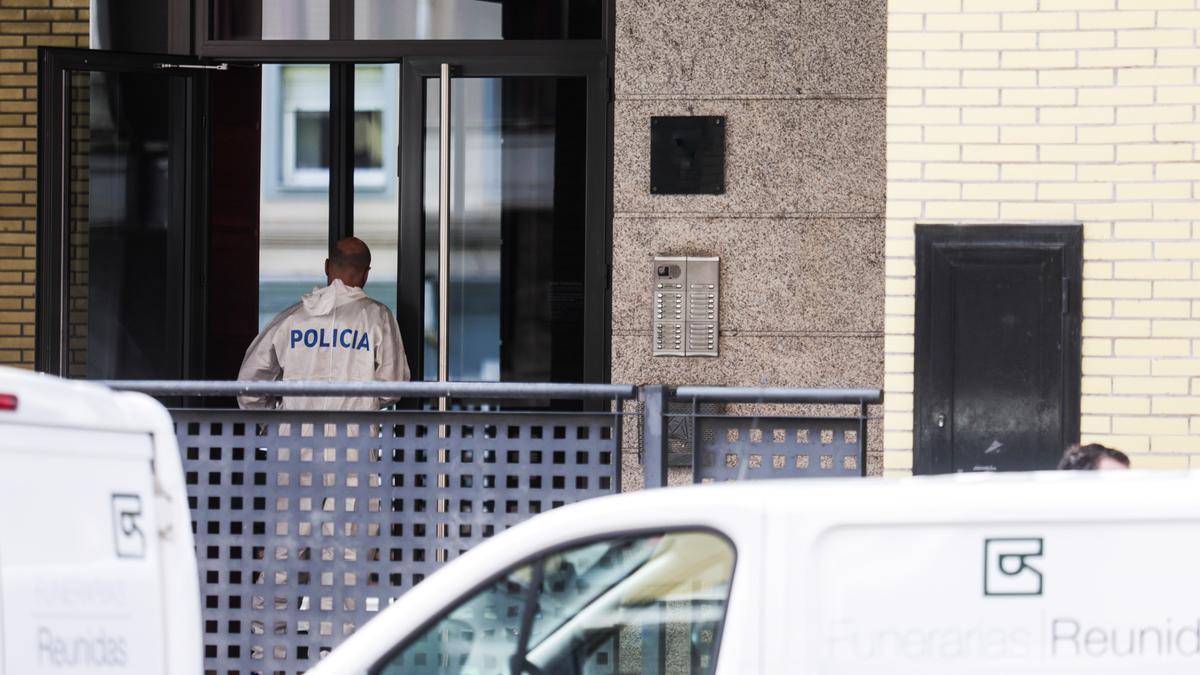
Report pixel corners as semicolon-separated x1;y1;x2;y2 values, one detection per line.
353;110;383;168
376;532;736;674
212;0;600;41
294;111;329;168
355;0;600;39
290;110;383;170
210;0;330;40
258;65;330;330
352;64;399;317
67;70;181;379
423;78;500;382
66;72;89;377
423;76;587;382
279;65;332;188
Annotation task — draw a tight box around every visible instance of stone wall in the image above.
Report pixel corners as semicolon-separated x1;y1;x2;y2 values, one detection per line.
611;0;888;473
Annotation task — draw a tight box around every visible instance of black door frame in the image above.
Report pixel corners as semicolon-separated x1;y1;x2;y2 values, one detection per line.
36;47;208;377
194;0;615;61
913;224;1083;475
398;57;610;385
39;43;613;383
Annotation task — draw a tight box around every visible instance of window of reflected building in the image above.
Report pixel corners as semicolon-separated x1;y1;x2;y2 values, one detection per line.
208;0;600;41
352;64;401;318
258;64;330;330
210;0;330;40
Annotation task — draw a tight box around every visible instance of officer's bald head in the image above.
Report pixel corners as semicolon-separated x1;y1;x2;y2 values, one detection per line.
326;237;372;288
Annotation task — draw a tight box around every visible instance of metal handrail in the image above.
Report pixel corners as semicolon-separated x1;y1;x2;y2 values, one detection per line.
642;386;882;488
673;386;883;404
98;380;637;401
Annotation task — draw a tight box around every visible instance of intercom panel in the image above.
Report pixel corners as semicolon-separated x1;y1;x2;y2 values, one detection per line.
653;256;719;357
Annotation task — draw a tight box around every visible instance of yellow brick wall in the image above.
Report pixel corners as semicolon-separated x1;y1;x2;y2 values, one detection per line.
886;0;1200;475
0;0;87;369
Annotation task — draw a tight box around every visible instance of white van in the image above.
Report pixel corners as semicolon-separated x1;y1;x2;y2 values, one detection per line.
0;367;202;675
310;470;1200;674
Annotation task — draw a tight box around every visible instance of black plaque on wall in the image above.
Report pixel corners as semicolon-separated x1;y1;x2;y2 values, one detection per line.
650;116;725;194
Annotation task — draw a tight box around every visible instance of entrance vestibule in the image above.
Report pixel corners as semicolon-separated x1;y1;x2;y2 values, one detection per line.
37;1;612;388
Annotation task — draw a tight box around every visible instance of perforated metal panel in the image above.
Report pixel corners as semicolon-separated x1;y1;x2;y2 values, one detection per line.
173;409;622;675
692;415;866;482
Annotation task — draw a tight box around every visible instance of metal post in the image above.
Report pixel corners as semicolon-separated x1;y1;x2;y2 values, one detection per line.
859;401;869;477
690;395;698;477
612;397;625;493
329;63;354;241
642;385;667;489
438;63;452;412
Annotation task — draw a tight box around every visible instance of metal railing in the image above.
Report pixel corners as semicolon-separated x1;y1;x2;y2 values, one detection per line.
105;380;632;675
102;380;879;675
103;379;636;400
642;385;883;487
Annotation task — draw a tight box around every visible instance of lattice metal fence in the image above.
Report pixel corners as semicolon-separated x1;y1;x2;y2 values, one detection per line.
99;378;880;675
174;409;623;675
640;386;881;487
692;415;865;481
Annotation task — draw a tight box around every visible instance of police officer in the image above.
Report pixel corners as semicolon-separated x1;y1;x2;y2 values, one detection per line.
237;237;409;410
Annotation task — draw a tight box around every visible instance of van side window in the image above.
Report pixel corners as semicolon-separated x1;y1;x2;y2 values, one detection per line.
373;530;736;675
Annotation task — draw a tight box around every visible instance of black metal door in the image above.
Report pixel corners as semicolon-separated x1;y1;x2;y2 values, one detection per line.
915;225;1082;474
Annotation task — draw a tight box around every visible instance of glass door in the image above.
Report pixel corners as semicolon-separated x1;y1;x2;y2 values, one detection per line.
399;59;607;385
37;48;206;378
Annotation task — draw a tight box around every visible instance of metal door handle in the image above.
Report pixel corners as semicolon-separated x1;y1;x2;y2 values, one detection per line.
936;413;946;428
438;63;452;411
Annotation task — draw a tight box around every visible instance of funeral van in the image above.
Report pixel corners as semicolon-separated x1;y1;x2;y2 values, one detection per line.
310;469;1200;674
0;367;202;675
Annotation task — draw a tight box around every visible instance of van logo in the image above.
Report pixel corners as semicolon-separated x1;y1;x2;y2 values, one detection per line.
112;494;146;559
984;538;1043;597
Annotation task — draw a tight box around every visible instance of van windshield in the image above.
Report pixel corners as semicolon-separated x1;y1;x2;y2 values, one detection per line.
517;536;658;647
374;530;736;674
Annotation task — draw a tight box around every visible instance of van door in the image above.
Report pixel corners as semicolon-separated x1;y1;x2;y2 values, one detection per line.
780;477;1200;675
0;427;165;674
0;544;5;675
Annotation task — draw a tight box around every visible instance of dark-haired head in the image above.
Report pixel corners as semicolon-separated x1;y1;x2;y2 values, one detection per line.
1058;443;1130;471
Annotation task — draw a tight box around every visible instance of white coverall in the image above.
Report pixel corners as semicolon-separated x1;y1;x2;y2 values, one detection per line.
237;279;410;410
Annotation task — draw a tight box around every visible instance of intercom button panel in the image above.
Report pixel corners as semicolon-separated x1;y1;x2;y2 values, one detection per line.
652;257;687;356
684;257;719;357
652;256;719;357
